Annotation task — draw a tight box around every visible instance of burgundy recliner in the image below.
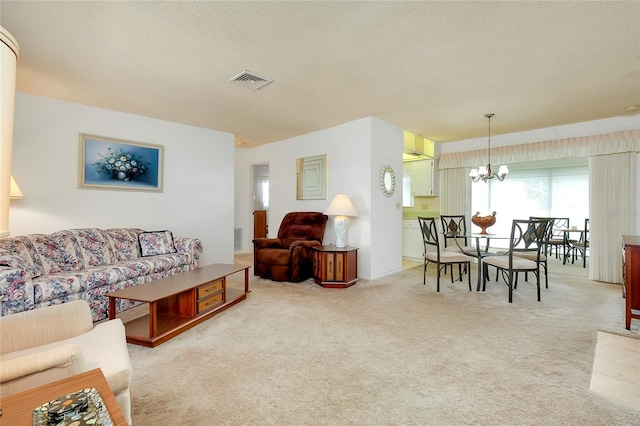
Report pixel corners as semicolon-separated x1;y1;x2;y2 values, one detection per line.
253;212;328;282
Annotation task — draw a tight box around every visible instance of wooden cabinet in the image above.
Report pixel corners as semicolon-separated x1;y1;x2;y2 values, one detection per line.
622;235;640;330
312;245;358;288
404;159;435;196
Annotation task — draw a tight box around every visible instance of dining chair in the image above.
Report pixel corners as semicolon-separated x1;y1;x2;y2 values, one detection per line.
418;217;472;292
482;218;551;303
439;214;491;276
547;217;569;259
492;216;551;289
440;215;470;277
568;218;590;268
523;216;554;288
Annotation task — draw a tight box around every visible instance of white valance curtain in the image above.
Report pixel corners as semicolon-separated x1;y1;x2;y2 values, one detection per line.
438;129;640;284
439;130;640;170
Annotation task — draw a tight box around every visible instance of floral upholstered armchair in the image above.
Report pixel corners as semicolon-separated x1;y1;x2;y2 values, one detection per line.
253;212;328;282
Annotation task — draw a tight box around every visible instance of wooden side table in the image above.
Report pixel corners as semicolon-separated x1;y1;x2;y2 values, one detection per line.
312;245;358;288
0;368;127;425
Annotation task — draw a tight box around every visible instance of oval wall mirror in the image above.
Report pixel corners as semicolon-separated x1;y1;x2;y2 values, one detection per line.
380;165;396;197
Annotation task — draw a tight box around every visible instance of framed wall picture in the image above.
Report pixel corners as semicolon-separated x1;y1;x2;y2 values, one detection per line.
296;154;326;200
79;134;164;192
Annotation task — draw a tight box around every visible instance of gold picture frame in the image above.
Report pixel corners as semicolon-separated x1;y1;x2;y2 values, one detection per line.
79;133;164;192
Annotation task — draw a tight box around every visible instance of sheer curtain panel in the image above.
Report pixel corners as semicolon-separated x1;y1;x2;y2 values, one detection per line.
440;168;471;216
589;153;637;283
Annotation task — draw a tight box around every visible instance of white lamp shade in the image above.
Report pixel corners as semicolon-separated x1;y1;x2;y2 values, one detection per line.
10;176;23;199
324;194;358;217
325;194;357;248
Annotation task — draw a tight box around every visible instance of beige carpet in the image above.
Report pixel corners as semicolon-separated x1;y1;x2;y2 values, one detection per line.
126;256;640;425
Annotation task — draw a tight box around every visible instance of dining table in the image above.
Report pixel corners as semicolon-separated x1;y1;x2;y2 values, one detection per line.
560;228;585;264
452;233;511;291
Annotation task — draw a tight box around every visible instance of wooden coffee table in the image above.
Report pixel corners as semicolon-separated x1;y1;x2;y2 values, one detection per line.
0;368;127;425
106;263;250;347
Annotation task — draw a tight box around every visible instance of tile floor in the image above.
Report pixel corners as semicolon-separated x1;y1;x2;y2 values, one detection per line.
590;331;640;410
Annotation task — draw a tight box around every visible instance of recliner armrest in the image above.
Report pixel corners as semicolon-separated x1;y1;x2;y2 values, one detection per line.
253;238;285;250
289;240;322;249
0;343;85;395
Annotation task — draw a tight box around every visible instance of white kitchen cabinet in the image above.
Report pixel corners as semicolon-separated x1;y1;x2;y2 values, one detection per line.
402;219;423;260
405;159;435;196
403;218;436;260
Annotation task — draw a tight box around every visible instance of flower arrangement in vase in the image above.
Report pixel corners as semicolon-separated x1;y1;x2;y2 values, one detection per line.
92;147;150;182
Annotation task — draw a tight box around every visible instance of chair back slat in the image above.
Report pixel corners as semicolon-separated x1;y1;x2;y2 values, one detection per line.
509;219;552;265
551;217;570;238
439;215;468;248
418;217;439;250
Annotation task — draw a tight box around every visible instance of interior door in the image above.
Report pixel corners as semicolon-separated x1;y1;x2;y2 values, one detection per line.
251;163;269;238
254;210;267;238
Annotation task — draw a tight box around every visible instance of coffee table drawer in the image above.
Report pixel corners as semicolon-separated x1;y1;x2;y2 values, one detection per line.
198;279;223;299
198;292;223;313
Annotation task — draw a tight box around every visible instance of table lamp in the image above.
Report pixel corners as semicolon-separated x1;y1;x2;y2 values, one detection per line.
10;175;23;199
324;194;358;248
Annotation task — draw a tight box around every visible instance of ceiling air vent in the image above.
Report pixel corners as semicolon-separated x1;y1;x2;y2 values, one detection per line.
229;70;273;90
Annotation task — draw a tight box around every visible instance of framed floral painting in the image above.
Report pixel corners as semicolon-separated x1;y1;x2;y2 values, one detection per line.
79;134;164;192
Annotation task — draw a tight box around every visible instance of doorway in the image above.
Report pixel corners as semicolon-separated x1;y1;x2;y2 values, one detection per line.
251;163;269;239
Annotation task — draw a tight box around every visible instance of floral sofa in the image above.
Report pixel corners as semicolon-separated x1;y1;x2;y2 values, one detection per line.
0;228;203;321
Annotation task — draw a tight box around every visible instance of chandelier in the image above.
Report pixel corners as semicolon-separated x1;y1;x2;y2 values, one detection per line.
469;113;509;182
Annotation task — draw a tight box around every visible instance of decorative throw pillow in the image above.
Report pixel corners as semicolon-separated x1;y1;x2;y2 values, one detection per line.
138;230;177;257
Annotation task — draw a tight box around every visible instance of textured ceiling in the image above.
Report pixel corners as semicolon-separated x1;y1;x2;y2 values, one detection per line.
1;1;639;147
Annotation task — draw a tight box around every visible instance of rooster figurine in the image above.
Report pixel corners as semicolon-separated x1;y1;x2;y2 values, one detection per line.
471;211;497;235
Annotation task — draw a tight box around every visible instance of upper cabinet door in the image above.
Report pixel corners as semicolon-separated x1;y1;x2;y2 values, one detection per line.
407;159;435;196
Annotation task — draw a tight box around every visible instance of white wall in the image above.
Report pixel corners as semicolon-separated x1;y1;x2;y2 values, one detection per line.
235;117;404;280
370;118;403;278
10;94;235;265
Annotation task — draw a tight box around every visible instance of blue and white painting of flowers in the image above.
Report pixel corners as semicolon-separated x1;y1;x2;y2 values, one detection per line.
84;138;160;188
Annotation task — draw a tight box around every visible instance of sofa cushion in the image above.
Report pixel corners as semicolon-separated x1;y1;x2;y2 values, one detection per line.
72;266;123;291
32;272;86;304
103;228;141;262
0;238;41;279
0;249;38;280
139;230;177;257
66;229;114;268
25;232;81;275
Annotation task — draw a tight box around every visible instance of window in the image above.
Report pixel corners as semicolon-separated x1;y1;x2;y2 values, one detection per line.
471;158;589;248
402;168;413;207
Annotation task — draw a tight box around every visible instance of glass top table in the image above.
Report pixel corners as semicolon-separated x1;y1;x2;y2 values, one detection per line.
449;233;511;291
